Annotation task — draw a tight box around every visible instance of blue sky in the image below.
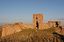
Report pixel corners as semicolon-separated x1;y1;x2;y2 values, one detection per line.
0;0;64;23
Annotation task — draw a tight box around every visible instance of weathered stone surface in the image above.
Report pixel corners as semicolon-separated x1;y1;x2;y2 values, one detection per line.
33;14;43;30
1;23;23;37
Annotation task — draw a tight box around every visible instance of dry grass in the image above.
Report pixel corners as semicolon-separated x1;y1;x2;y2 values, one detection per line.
0;28;63;42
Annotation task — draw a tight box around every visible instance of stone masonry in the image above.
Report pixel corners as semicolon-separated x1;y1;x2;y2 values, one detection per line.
33;14;43;30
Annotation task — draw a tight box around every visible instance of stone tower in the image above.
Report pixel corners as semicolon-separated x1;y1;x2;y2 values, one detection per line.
33;14;43;30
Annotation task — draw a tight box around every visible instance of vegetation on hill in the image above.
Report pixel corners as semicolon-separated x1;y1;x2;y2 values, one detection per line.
0;28;64;42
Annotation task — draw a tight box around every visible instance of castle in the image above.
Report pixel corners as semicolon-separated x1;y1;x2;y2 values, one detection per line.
0;13;63;37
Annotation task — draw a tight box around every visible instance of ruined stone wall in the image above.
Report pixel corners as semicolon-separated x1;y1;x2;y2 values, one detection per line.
2;24;15;37
22;24;33;29
1;14;63;37
1;23;23;37
43;23;49;29
48;21;57;28
43;21;61;29
13;23;22;32
1;22;33;37
33;14;43;30
48;21;60;28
